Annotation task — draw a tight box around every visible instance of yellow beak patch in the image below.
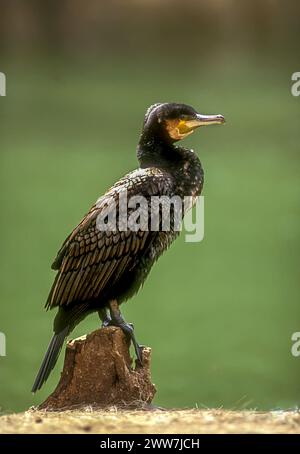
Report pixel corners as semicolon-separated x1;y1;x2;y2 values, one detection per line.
165;119;194;140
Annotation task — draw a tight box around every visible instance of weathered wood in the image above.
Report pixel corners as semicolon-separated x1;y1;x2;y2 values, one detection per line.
39;327;156;410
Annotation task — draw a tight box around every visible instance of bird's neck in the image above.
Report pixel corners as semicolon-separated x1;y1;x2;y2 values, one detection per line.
137;136;181;169
137;137;204;197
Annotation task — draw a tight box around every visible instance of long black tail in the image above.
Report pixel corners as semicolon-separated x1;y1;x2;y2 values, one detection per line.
31;326;69;393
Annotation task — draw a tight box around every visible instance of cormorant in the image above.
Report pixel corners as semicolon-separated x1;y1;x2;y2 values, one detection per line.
32;102;225;392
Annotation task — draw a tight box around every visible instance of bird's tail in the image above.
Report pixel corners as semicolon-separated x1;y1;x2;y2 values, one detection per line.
31;326;69;393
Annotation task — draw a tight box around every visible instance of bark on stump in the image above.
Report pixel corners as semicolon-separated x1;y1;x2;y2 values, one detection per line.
39;327;156;410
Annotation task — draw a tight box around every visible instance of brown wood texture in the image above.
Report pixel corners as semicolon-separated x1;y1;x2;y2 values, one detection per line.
39;327;156;410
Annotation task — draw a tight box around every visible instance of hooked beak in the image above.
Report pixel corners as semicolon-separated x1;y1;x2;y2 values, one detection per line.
185;113;225;131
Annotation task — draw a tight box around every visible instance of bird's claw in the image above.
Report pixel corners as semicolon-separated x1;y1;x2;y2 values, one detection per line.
118;322;143;366
101;318;112;328
135;344;144;366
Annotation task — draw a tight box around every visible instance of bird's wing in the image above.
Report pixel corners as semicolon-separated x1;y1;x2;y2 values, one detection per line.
46;168;173;310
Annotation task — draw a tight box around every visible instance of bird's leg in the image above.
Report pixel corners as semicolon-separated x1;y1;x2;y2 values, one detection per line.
98;308;112;328
109;299;143;365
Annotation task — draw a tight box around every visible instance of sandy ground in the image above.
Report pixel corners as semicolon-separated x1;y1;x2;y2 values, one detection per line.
0;408;300;434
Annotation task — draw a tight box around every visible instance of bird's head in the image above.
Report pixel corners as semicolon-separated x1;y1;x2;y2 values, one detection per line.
142;102;225;144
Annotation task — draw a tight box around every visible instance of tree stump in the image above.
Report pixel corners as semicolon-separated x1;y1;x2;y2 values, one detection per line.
39;327;156;410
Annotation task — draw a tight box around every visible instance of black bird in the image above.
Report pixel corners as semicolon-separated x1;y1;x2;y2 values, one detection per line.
32;102;225;392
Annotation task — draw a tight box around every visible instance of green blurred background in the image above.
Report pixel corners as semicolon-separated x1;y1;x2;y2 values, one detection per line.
0;0;300;413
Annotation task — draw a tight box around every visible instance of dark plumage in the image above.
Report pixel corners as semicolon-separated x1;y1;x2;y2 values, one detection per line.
32;102;224;392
